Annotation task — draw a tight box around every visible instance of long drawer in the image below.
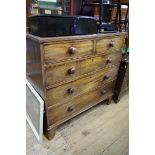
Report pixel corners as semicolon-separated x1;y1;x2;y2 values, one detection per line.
96;36;124;54
43;39;94;64
47;81;115;126
46;66;118;107
45;52;121;87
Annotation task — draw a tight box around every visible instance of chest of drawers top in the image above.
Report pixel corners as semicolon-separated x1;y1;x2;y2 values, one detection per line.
27;32;126;63
27;32;126;42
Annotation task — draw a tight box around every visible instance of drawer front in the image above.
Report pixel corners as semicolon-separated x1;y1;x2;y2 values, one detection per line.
45;52;121;87
44;39;94;64
96;37;124;54
46;66;118;107
47;81;115;126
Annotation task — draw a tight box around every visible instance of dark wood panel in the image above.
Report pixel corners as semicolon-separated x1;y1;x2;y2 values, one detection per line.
26;37;45;99
113;54;129;103
26;0;30;17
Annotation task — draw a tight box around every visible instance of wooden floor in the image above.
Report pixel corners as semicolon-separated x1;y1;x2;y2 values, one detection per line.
27;93;129;155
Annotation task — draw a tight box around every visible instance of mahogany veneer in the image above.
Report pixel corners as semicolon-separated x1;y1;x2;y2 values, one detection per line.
26;32;126;140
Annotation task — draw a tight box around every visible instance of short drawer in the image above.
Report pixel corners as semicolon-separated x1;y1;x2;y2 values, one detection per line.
44;39;94;64
96;36;124;54
45;52;121;87
46;66;118;107
47;81;115;126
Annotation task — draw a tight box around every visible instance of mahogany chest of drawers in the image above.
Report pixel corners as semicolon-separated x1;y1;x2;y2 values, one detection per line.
26;33;126;140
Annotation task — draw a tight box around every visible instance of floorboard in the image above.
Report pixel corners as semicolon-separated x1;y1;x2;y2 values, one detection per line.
26;93;129;155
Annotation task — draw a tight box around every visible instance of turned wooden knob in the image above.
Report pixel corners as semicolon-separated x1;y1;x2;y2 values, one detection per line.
69;47;77;55
101;90;106;95
68;67;76;74
106;58;112;63
103;75;110;80
109;40;115;47
67;106;74;112
67;88;74;94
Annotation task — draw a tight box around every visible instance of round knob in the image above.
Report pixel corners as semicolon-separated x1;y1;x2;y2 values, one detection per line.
68;67;76;75
67;106;74;112
109;40;115;47
67;88;74;94
106;58;112;63
69;47;77;55
101;90;106;95
103;75;110;80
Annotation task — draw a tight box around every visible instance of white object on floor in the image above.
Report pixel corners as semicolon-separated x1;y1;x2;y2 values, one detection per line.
26;80;44;143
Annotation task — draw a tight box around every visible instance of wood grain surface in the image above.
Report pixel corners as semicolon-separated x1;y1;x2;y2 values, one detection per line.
46;66;119;107
26;32;126;140
44;39;94;64
45;52;121;87
47;81;115;127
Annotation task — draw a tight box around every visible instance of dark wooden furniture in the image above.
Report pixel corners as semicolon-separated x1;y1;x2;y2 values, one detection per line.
80;0;114;19
26;0;30;17
79;0;129;32
113;53;129;103
113;0;129;31
70;0;74;15
26;32;126;140
80;0;117;32
26;0;31;32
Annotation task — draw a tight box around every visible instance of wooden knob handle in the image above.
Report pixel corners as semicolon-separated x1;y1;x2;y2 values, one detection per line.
101;90;106;95
67;106;74;112
68;67;76;74
106;58;112;63
109;40;115;47
69;47;77;55
103;75;110;80
67;88;74;94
